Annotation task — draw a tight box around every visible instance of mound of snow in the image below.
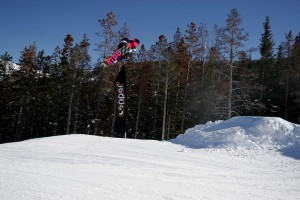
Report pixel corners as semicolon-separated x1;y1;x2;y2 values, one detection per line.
171;116;300;150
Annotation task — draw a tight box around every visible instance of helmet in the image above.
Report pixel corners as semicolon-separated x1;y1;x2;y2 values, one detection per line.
131;38;140;48
133;38;140;44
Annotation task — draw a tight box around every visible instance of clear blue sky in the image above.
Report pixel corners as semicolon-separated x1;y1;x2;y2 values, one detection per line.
1;0;300;63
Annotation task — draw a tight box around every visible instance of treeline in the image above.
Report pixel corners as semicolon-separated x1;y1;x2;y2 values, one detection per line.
1;9;300;143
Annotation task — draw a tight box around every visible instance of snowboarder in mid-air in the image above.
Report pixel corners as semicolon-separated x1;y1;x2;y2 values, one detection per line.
103;38;140;67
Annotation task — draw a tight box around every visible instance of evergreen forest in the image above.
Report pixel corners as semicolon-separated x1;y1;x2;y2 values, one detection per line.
1;9;300;143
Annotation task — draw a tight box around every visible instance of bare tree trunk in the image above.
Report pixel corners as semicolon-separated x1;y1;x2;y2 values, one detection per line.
181;58;191;131
167;116;171;140
153;80;160;132
73;106;78;134
66;72;76;134
162;69;169;141
181;87;187;131
54;86;62;136
15;106;23;141
259;63;265;116
66;88;74;134
227;45;234;119
111;97;116;136
135;91;142;139
45;102;50;137
93;74;105;136
201;36;208;87
227;64;233;119
94;79;102;136
284;70;290;119
73;75;84;134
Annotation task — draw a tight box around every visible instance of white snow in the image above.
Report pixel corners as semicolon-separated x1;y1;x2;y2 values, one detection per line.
1;116;300;200
0;59;20;74
172;116;300;151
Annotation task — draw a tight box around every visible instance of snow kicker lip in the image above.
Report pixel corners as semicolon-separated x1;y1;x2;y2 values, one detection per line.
170;116;300;151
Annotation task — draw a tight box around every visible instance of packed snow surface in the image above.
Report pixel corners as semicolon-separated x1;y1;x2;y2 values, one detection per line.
0;116;300;200
172;116;300;150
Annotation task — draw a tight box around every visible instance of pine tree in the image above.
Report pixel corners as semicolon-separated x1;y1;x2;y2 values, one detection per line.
224;8;249;119
180;22;198;130
172;28;184;98
185;22;198;57
35;50;51;137
198;23;209;86
15;43;38;141
77;34;92;134
97;12;118;60
94;12;118;136
159;35;169;140
260;16;274;60
258;16;275;115
61;34;74;67
56;34;76;135
79;34;91;68
235;51;261;115
179;39;190;131
0;52;13;142
0;52;13;75
290;33;300;123
51;46;64;136
148;35;168;139
172;27;183;49
277;45;284;64
282;31;294;119
133;45;152;138
118;22;130;41
293;33;300;72
211;25;230;119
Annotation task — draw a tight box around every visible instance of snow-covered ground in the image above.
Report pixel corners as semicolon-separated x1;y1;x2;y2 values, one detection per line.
0;116;300;200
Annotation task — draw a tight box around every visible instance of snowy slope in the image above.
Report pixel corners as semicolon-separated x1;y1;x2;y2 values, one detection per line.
0;117;300;200
172;116;300;151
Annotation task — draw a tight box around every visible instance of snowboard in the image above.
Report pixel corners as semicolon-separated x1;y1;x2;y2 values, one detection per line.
103;45;130;67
